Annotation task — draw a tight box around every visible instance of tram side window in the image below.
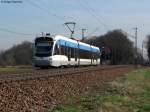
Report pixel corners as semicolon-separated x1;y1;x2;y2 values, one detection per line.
93;52;96;59
61;45;75;58
79;49;91;59
54;44;60;55
67;47;71;61
59;45;69;56
71;48;75;58
92;52;99;60
60;45;65;55
97;52;100;59
74;48;78;61
58;44;80;61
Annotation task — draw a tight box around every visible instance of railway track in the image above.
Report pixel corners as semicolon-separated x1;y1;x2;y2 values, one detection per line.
0;65;130;83
0;65;135;111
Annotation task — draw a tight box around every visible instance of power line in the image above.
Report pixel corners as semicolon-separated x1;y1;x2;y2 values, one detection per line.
78;0;110;33
87;27;100;37
81;28;87;40
78;0;138;40
35;0;77;22
78;0;135;39
26;0;81;36
26;0;66;22
26;0;77;22
0;27;35;36
83;0;110;30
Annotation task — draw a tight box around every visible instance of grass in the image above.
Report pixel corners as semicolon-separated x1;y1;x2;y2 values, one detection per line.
0;66;33;74
50;68;150;112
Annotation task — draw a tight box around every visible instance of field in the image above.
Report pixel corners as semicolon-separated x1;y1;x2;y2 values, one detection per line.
0;66;33;74
51;68;150;112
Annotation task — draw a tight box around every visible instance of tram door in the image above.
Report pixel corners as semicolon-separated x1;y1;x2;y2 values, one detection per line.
69;47;78;65
65;42;70;62
77;43;80;66
65;42;78;65
68;47;71;61
70;47;77;64
74;48;78;66
75;48;77;62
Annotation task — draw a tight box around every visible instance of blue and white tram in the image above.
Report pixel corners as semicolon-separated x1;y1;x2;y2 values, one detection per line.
33;35;100;67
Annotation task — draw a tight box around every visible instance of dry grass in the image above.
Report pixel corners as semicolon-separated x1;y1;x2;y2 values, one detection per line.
51;68;150;112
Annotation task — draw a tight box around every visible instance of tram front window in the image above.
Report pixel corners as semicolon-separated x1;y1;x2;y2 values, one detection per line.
35;44;53;57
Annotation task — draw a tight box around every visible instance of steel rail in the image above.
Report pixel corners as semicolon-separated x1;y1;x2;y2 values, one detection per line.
0;65;130;83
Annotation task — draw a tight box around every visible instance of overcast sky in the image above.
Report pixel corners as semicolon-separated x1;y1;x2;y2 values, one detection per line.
0;0;150;53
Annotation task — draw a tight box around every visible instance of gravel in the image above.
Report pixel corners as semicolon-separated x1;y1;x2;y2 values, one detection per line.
0;66;134;112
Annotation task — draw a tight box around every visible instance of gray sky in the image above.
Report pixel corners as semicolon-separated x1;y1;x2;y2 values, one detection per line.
0;0;150;56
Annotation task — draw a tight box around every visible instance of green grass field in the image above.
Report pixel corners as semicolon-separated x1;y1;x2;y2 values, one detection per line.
0;66;33;74
50;68;150;112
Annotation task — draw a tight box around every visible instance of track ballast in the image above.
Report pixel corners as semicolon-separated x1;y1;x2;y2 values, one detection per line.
0;65;130;83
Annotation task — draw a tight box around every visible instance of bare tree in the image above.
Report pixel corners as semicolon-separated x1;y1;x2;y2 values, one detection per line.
0;41;33;66
84;29;135;65
147;35;150;63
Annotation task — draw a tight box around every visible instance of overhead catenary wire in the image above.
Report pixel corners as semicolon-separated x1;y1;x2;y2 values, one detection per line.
86;27;100;37
0;27;35;36
78;0;110;36
26;0;98;38
78;0;136;40
26;0;66;22
82;0;111;36
26;0;78;23
34;0;77;22
83;0;110;30
37;0;85;36
83;0;138;39
0;0;70;37
26;0;83;37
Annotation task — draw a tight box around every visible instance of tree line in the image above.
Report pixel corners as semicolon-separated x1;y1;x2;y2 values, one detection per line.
147;35;150;64
84;29;135;65
0;41;33;66
0;29;149;66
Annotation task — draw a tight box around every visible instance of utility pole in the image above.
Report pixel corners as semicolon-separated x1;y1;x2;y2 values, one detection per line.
134;27;138;67
81;29;87;40
142;40;146;65
42;32;44;36
142;41;144;65
64;22;76;38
